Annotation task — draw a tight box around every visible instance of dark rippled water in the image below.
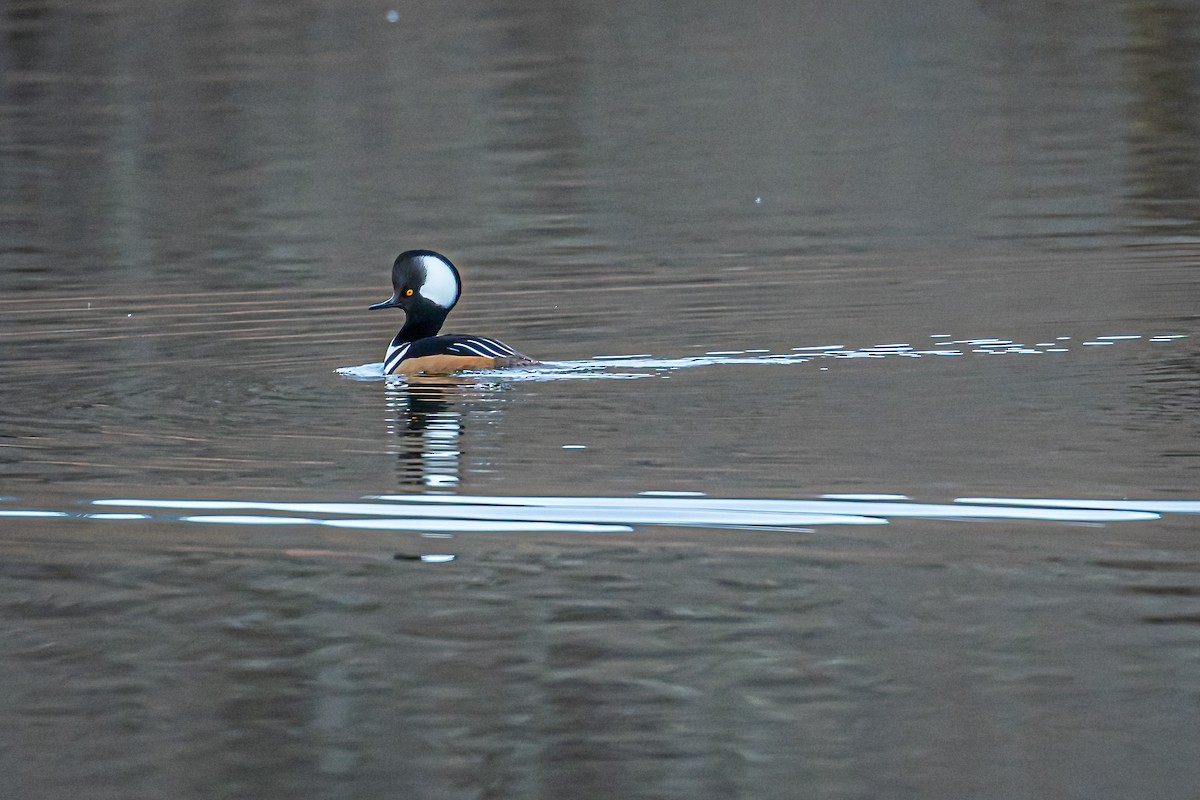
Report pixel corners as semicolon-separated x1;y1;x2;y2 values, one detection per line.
2;1;1199;798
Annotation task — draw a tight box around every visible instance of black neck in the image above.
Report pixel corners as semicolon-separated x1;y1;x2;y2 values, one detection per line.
394;306;449;343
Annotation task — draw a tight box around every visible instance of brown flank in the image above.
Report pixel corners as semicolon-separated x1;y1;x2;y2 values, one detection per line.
392;355;495;375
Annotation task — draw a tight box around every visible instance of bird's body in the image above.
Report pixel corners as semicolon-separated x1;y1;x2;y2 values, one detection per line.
370;250;536;376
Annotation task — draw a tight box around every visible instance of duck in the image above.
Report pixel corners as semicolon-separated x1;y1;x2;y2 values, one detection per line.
369;249;537;375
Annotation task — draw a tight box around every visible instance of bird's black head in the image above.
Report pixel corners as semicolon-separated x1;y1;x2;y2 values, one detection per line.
369;250;463;341
369;249;462;313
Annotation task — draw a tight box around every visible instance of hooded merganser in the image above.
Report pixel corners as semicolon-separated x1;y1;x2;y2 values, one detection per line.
369;249;536;375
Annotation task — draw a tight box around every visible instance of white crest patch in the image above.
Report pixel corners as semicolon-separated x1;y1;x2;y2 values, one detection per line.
419;254;460;309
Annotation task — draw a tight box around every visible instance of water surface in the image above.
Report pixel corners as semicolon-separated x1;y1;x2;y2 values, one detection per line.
2;1;1199;798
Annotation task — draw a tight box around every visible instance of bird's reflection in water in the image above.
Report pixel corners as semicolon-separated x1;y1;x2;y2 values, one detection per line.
383;377;510;492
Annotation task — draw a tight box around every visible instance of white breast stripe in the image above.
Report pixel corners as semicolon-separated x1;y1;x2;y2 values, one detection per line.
419;255;460;309
384;342;411;373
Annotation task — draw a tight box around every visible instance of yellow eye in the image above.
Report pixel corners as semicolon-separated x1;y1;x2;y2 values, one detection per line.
404;288;414;297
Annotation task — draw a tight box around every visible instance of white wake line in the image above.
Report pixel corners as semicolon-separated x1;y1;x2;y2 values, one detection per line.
181;516;631;534
10;493;1190;534
92;499;883;529
336;331;1188;381
369;494;1162;523
91;495;1173;525
67;493;1200;530
956;498;1200;514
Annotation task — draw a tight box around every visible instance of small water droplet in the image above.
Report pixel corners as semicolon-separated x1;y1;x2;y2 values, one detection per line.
385;9;399;23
